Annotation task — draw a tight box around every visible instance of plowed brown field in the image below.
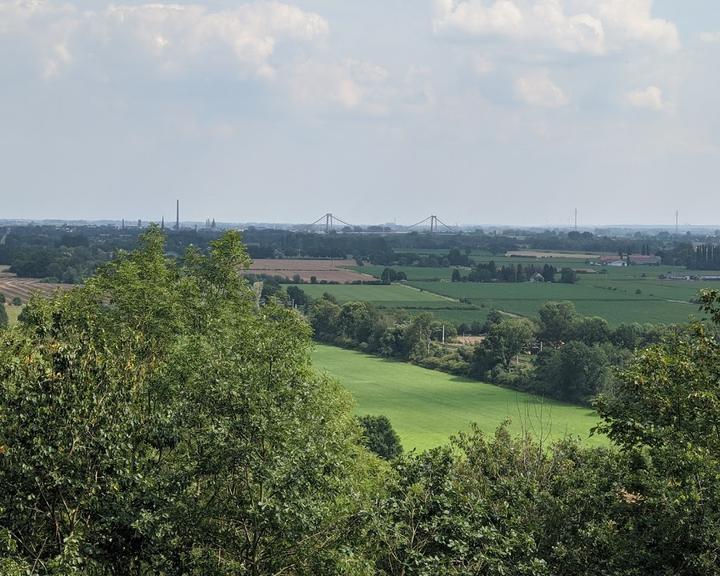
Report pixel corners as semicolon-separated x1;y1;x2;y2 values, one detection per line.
0;269;72;302
243;259;375;283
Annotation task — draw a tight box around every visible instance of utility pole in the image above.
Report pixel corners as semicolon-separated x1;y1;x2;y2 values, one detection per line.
574;208;578;232
175;200;180;231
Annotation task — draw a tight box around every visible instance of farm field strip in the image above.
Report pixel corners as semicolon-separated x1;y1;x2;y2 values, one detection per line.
312;344;604;451
353;265;458;281
0;278;70;301
244;259;374;283
300;283;451;304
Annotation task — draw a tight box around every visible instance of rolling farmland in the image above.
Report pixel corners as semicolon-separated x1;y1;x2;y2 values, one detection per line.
408;279;703;326
313;344;604;451
340;257;717;327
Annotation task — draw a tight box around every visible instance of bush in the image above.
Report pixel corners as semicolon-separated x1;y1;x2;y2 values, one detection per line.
358;415;403;460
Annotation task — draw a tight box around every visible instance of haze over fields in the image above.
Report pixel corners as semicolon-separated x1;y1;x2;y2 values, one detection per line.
1;0;719;225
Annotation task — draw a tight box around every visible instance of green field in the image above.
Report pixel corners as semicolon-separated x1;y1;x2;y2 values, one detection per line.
351;265;458;281
313;344;604;451
302;256;720;327
300;283;451;303
408;280;704;326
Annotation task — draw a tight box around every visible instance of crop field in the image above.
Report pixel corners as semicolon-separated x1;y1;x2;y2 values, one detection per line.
300;284;452;304
353;265;458;281
294;252;720;327
244;259;374;283
299;262;720;326
409;280;704;326
313;344;604;451
0;277;70;302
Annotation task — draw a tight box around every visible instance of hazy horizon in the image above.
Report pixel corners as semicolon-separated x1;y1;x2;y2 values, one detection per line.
1;0;719;225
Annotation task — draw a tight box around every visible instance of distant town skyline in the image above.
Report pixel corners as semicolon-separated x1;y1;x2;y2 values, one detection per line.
1;0;719;225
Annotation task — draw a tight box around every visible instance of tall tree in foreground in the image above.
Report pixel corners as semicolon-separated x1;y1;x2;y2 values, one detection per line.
0;227;377;575
594;288;720;573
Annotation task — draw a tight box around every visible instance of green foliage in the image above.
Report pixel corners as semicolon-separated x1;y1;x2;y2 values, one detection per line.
591;290;720;572
572;316;611;346
10;296;21;306
536;342;610;404
286;284;309;308
380;268;407;284
358;415;403;460
0;226;374;574
559;267;578;284
0;305;7;329
485;318;536;369
370;426;630;576
538;301;576;345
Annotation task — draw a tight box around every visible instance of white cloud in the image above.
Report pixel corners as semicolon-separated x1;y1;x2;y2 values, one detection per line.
700;31;720;44
102;2;328;78
288;59;390;113
0;1;329;79
434;0;679;55
515;70;568;108
625;85;665;110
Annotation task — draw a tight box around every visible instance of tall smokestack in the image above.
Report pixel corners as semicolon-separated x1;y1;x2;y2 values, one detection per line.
176;200;180;231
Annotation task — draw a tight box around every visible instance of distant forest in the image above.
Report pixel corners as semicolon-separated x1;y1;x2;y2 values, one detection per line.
0;224;717;283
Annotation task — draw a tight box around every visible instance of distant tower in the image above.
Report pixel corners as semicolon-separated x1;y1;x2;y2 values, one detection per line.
161;216;165;230
175;200;180;231
137;219;142;228
574;208;578;231
675;210;679;236
211;218;216;229
121;218;125;230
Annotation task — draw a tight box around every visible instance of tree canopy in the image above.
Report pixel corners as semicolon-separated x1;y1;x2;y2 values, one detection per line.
0;227;375;575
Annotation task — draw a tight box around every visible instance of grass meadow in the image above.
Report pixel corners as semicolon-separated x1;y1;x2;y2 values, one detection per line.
313;344;605;451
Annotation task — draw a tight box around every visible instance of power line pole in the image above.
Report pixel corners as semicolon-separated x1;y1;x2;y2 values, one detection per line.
175;200;180;231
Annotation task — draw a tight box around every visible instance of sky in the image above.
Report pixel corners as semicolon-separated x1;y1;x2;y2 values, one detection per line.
0;0;719;227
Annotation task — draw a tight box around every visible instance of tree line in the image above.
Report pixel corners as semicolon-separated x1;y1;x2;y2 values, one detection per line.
451;261;578;284
5;224;720;287
1;228;720;574
294;287;676;405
